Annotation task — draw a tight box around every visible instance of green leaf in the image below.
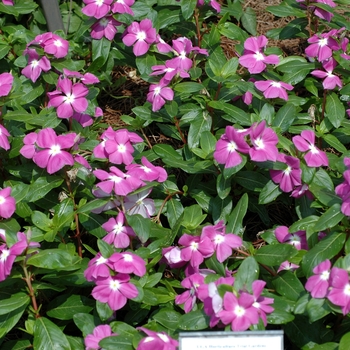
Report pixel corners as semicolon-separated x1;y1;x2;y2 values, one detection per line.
272;103;296;132
182;204;207;230
216;174;231;200
254;244;298;266
92;37;111;66
267;308;295;324
79;212;106;238
339;332;350;350
77;199;110;214
188;111;212;149
272;271;305;301
136;54;157;80
279;61;314;85
31;211;52;231
153;308;181;332
174;82;205;93
47;295;93;320
199;131;217;156
208;101;251;126
226;193;248;235
234;257;259;292
0;304;27;339
259;180;283;204
267;4;306;17
26;176;64;203
313;203;344;232
178;310;210;331
302;231;346;277
205;254;226;276
99;335;134;350
326;92;346;128
0;292;30;315
126;214;151;243
241;7;256;35
289;215;319;233
166;198;183;229
218;22;249;43
180;0;197;19
34;317;71;350
73;313;98;337
27;249;75;270
306;298;331;322
235;171;269;192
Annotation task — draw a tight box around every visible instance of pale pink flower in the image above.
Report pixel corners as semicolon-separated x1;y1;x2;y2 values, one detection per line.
336;170;350;216
20;132;38;159
22;49;51;83
124;189;155;218
292;130;328;167
161;246;186;269
311;58;342;90
155;34;172;53
0;125;10;151
0;72;13;97
91;16;120;40
92;274;138;311
0;187;16;219
85;325;117;350
47;77;88;119
296;0;336;22
150;61;189;83
291;183;314;199
147;79;174;112
239;36;279;74
305;259;331;298
254;80;293;100
82;0;113;19
122;19;157;56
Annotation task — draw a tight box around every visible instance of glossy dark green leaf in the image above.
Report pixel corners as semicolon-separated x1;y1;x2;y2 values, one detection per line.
313;203;344;232
272;103;296;132
326;92;345;128
73;313;99;337
178;310;210;331
226;193;248;235
259;180;283;204
0;292;30;315
126;213;151;243
272;271;305;301
180;0;197;19
255;243;298;266
27;249;75;270
152;308;181;332
234;257;259;292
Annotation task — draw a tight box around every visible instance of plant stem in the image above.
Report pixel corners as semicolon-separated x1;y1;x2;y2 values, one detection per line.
22;264;40;318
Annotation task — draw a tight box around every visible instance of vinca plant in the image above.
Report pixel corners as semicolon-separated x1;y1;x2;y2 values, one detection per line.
1;0;350;349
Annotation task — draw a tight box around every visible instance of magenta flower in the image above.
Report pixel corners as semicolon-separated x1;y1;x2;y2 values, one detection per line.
91;16;120;40
112;0;134;15
270;154;302;192
25;128;76;174
150;61;189;83
167;38;194;71
251;280;274;326
102;212;135;249
22;49;51;83
155;34;173;53
296;0;336;22
0;125;10;151
147;79;174;112
292;130;328;167
137;327;178;350
62;69;99;85
92;274;138;311
175;273;205;313
161;246;186;269
47;77;89;119
110;252;146;277
275;226;308;250
0;187;16;219
2;0;14;5
217;292;259;331
20;132;38;159
239;36;279;74
311;58;342;90
305;30;339;62
94;166;144;196
328;267;350;315
40;33;69;58
0;72;13;97
179;234;214;268
82;0;113;19
336;170;350;216
122;19;156;56
124;189;155;218
213;126;250;168
201;221;242;263
291;183;314;199
126;156;168;182
249;120;279;162
254;80;293;100
85;325;117;350
305;259;331;298
72;106;102;128
197;0;221;12
84;253;113;282
277;261;299;273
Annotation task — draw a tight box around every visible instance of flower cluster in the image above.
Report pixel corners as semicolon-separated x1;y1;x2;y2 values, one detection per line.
296;0;336;22
335;157;350;216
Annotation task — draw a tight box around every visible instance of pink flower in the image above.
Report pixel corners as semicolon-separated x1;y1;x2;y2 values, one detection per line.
72;106;102;127
23;128;76;174
122;19;156;56
328;267;350;315
0;125;10;151
102;212;135;249
305;30;339;62
48;77;89;119
167;38;194;71
270;154;302;192
336;169;350;216
155;34;173;53
161;246;186;269
91;16;120;40
124;189;155;218
92;274;138;311
150;61;189;83
147;79;174;112
84;253;113;282
2;0;14;5
110;252;146;277
197;0;221;12
85;325;117;350
311;58;342;90
239;36;279;74
254;80;293;100
249;120;279;162
82;0;113;19
137;327;178;350
217;292;260;331
251;280;274;326
214;126;250;168
126;156;168;182
40;33;69;58
179;234;214;268
296;0;336;22
291;183;314;199
292;130;328;167
0;187;16;219
0;72;13;97
201;221;242;263
62;69;99;85
275;226;308;250
305;259;331;298
175;273;205;313
112;0;134;15
277;261;299;273
22;49;51;83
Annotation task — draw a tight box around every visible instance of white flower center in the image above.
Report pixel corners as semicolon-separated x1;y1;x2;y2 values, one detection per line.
96;256;107;265
0;249;10;262
95;0;104;6
109;279;121;291
100;18;109;27
319;38;328;47
271;81;281;88
254;137;264;149
158;334;169;343
190;241;198;251
144;337;154;343
180;51;187;59
309;144;319;154
154;86;161;96
64;93;75;104
123;254;133;262
234;305;246;317
344;284;350;296
54;39;62;47
227;141;237;153
31;60;39;68
109;175;122;183
254;52;264;61
320;270;330;280
253;301;260;308
136;31;146;41
165;67;175;73
117;144;126;153
141;165;152;173
0;196;5;205
113;223;123;234
214;234;225;244
284;166;292;175
49;144;61;156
